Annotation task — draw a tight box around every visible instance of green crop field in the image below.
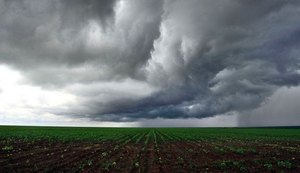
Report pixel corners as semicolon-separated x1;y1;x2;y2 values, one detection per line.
0;126;299;172
0;126;300;142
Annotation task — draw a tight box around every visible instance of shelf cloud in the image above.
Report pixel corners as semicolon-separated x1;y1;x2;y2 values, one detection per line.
1;0;300;123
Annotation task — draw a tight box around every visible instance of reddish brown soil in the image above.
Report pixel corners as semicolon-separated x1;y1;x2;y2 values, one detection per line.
0;139;299;173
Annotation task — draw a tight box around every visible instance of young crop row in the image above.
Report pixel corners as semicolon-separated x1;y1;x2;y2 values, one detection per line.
1;126;300;142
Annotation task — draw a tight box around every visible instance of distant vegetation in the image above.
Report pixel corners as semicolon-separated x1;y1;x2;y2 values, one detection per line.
1;126;300;141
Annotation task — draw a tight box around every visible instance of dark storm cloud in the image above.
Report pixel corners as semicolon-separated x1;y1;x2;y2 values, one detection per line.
0;0;162;86
1;0;300;122
0;0;116;81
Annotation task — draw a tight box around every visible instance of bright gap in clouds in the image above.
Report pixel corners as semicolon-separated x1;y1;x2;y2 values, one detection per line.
0;65;76;125
0;66;137;126
0;65;140;127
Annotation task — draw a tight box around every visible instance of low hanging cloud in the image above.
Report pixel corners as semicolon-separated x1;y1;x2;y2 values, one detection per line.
1;0;300;122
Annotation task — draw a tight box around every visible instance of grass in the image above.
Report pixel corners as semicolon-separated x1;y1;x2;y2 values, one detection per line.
0;126;300;142
264;163;273;170
214;160;246;171
2;145;13;151
277;160;292;169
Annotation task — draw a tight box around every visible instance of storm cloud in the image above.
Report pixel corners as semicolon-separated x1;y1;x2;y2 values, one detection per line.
1;0;300;122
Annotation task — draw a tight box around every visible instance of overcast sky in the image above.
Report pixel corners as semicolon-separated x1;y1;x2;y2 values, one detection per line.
0;0;300;127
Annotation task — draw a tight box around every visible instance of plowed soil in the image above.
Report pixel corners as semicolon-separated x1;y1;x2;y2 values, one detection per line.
1;138;299;173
